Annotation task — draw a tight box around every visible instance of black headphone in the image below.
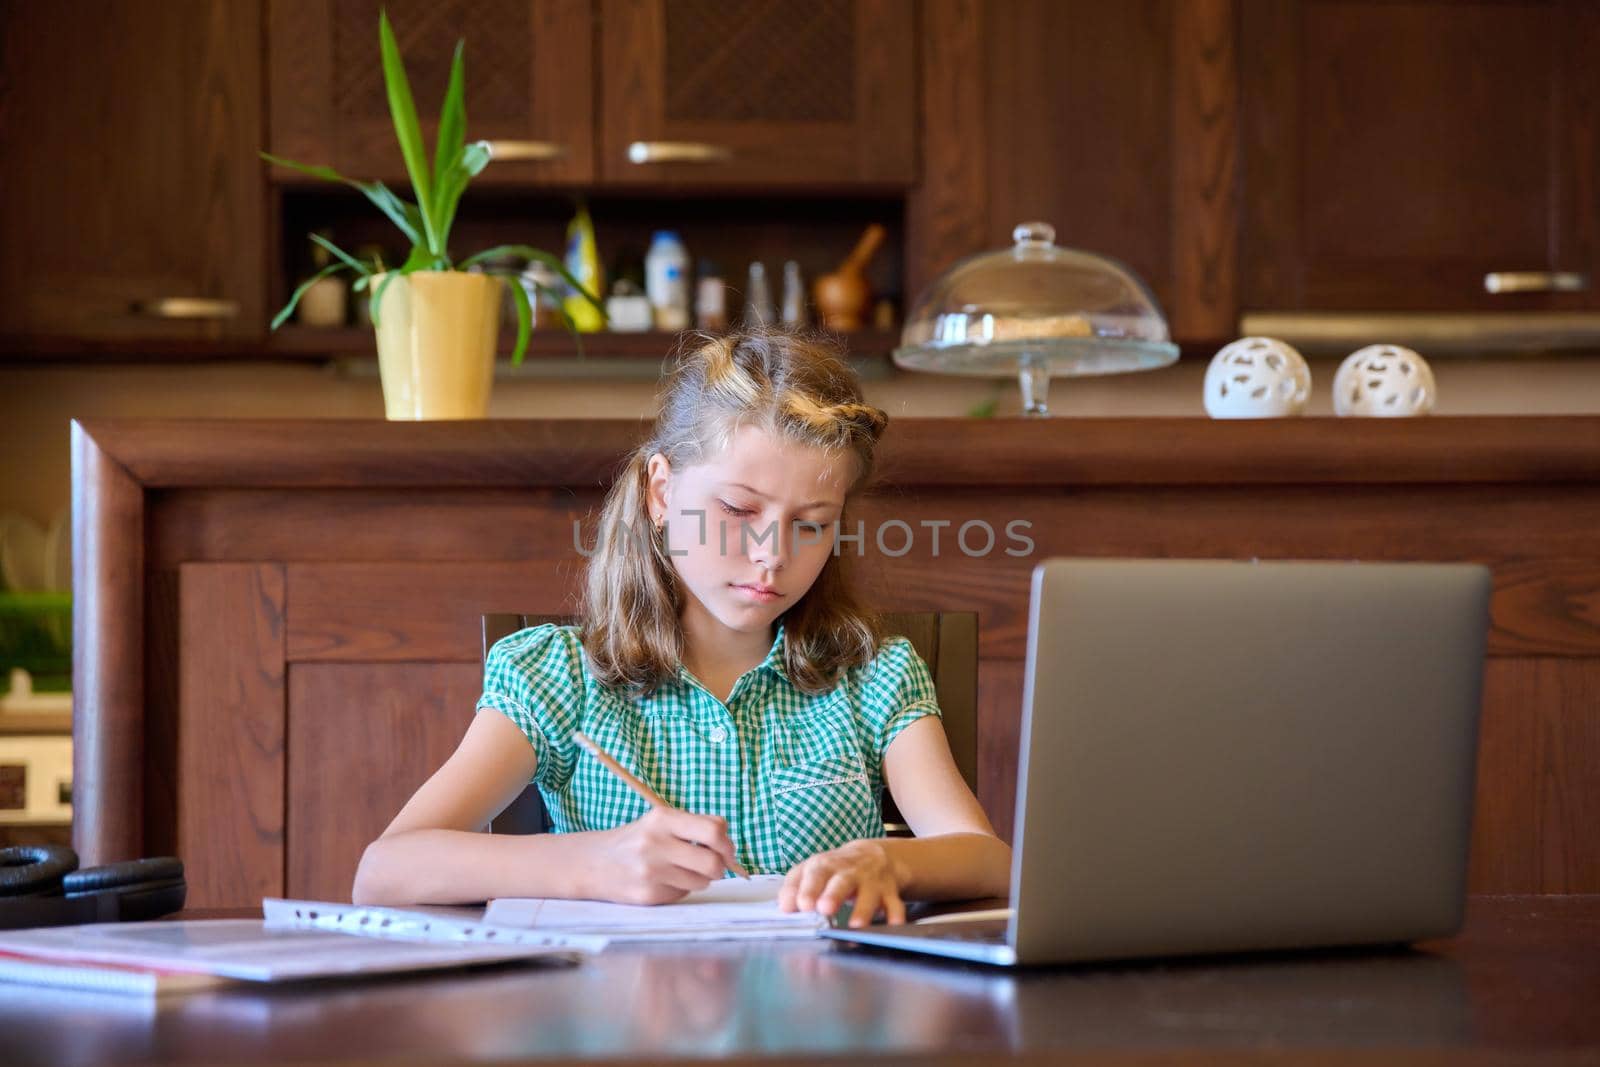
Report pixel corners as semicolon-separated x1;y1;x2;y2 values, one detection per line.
0;845;186;929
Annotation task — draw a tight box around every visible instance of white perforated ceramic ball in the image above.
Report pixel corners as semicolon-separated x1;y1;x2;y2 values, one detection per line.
1203;337;1311;418
1333;344;1436;417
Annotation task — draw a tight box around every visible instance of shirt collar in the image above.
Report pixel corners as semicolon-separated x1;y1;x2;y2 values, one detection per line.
673;622;790;690
759;622;790;682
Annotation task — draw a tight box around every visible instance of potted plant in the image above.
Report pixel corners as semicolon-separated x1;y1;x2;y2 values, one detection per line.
264;9;598;419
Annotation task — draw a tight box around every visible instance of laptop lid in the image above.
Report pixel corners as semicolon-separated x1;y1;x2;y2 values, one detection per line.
1007;558;1491;964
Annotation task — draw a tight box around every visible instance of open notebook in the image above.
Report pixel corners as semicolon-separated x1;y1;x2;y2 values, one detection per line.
484;874;829;941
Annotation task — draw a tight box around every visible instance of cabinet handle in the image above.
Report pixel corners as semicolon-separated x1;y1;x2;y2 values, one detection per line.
132;298;240;320
1483;271;1590;294
626;141;733;165
485;140;568;163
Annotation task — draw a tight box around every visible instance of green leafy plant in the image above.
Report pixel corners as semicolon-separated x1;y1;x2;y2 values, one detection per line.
965;382;1004;418
262;9;599;364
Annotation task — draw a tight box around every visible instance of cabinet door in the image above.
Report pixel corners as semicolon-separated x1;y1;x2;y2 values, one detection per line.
599;0;915;187
0;0;265;340
268;0;594;186
913;0;1240;341
1241;0;1600;311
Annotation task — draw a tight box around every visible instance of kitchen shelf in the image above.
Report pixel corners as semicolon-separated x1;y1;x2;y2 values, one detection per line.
0;710;71;736
0;328;904;366
270;326;904;362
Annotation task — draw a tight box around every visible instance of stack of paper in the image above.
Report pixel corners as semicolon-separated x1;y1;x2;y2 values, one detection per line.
0;950;231;996
484;874;830;941
0;913;590;996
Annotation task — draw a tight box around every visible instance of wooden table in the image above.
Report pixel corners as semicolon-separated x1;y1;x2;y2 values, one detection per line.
5;897;1598;1065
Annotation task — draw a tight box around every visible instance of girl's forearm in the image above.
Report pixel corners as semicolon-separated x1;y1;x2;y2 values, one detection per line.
880;832;1013;901
351;827;603;906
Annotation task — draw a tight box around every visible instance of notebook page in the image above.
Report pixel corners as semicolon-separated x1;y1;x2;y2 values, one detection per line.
484;874;828;938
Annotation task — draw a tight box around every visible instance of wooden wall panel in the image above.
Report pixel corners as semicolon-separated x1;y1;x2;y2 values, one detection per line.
143;571;179;859
1238;0;1302;309
906;0;988;298
910;0;1242;335
1171;0;1238;339
287;561;587;661
1471;658;1600;895
263;491;1600;664
976;661;1025;843
866;551;1600;662
177;563;286;907
984;0;1175;307
155;483;1600;573
287;662;481;902
150;488;604;568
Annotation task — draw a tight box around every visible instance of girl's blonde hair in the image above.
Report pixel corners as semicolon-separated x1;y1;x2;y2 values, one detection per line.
582;330;890;697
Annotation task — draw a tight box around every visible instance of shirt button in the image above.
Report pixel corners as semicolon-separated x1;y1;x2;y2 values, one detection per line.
708;725;728;743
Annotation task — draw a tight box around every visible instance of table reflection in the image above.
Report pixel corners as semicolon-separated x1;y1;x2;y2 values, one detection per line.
1;939;1469;1065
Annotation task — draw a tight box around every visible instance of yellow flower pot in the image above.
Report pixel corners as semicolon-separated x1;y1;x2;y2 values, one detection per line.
371;271;503;420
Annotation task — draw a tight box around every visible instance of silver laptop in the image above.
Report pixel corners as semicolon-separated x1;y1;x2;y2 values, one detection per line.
825;558;1492;966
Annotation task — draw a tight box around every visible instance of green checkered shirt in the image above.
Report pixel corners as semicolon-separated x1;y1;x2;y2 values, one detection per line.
477;622;942;875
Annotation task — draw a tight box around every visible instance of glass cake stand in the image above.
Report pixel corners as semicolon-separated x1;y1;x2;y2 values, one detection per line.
894;222;1180;416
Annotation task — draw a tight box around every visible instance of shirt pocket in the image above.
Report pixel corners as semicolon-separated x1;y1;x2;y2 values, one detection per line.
770;753;879;869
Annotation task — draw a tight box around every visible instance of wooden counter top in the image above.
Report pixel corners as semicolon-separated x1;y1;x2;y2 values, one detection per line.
73;415;1600;487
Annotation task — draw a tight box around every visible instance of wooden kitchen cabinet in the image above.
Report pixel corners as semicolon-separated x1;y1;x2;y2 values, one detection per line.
1240;0;1600;312
915;0;1600;340
267;0;596;186
911;0;1239;340
0;0;266;341
598;0;916;187
267;0;914;191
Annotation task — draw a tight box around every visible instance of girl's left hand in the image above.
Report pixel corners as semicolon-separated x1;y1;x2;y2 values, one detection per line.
777;839;909;928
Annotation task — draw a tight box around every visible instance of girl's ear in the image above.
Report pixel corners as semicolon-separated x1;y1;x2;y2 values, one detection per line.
644;452;672;525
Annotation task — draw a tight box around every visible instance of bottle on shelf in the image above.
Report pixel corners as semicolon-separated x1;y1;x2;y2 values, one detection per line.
780;260;806;327
604;248;652;333
563;203;605;333
645;230;691;332
605;279;654;333
694;259;728;332
520;260;563;330
744;262;775;327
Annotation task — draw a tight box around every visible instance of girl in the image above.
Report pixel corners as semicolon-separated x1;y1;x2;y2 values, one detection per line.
352;331;1011;927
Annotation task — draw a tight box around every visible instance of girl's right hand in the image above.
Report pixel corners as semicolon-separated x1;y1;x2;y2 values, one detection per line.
585;808;740;905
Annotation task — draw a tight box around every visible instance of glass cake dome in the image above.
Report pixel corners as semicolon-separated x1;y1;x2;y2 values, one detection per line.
894;221;1179;415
